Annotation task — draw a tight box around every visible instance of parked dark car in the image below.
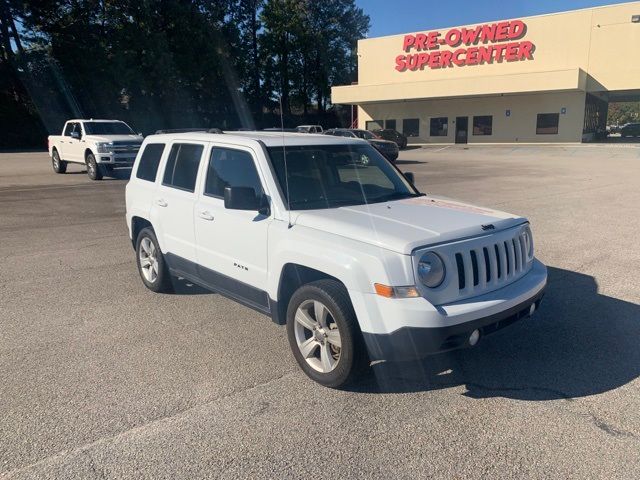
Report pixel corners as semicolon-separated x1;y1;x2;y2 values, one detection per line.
620;123;640;138
372;129;408;149
324;128;399;162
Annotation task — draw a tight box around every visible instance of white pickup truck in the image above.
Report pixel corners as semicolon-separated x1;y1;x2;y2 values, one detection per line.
48;119;144;180
125;131;547;388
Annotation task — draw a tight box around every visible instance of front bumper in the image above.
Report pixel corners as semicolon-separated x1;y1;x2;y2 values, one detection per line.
360;259;547;361
96;152;138;166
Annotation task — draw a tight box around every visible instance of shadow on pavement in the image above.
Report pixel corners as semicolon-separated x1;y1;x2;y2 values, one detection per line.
350;266;640;400
169;277;212;295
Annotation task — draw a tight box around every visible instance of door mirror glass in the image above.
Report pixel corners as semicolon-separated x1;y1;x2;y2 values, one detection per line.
404;172;415;184
224;186;259;211
71;131;81;140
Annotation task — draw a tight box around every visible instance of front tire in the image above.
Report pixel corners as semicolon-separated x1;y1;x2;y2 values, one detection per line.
286;279;368;388
135;227;173;293
51;149;67;174
86;153;103;180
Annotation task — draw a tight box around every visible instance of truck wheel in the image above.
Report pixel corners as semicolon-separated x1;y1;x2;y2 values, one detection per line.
86;153;103;180
135;227;173;293
51;149;67;174
286;279;368;388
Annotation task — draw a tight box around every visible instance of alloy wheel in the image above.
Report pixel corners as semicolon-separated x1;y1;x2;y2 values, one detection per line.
139;237;159;283
293;299;342;373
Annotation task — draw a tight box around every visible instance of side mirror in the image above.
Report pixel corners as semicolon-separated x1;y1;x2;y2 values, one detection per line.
71;131;81;140
224;186;260;211
404;172;415;184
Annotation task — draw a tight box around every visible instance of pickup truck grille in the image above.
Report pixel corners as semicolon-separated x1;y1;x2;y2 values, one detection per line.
112;142;142;154
454;229;529;295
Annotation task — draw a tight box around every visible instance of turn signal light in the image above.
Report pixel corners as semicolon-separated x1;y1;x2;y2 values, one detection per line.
374;283;420;298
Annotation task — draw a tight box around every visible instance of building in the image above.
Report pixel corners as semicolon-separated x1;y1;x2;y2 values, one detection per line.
331;2;640;144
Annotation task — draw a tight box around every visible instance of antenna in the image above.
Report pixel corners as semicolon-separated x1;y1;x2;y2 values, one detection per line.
279;95;292;229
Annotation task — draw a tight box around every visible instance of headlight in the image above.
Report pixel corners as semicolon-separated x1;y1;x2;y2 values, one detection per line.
417;252;446;288
96;142;114;153
522;225;534;260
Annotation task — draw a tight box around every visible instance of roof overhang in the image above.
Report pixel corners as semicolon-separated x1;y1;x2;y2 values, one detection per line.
332;68;587;105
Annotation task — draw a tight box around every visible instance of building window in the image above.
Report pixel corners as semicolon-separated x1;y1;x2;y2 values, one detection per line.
385;119;396;130
536;113;560;134
403;118;420;137
473;116;493;135
430;117;448;136
365;120;383;131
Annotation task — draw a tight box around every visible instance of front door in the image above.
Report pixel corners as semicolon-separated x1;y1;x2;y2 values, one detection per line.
194;145;270;309
150;142;205;275
455;116;468;144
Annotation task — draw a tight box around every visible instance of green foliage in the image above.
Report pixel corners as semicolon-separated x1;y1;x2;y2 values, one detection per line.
0;0;369;147
608;102;640;126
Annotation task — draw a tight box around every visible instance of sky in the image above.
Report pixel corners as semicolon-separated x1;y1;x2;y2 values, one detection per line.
354;0;634;37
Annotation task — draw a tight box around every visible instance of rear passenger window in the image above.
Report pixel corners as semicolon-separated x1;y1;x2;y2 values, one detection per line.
162;143;204;192
136;144;165;182
205;148;263;198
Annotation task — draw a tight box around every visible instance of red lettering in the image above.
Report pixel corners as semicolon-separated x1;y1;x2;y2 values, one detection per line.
480;24;496;43
406;54;420;70
505;42;519;62
495;22;509;41
466;47;479;65
461;26;482;45
403;35;416;52
440;50;453;67
428;51;441;68
414;33;427;51
395;54;407;71
510;20;526;40
416;53;430;69
493;44;507;62
452;49;466;66
445;29;462;47
519;41;534;60
478;46;492;64
426;31;440;49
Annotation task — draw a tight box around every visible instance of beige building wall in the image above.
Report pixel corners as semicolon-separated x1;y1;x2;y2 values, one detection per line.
358;91;587;144
332;2;640;143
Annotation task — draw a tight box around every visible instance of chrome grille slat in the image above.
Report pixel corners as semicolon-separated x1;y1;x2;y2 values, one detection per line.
449;226;532;298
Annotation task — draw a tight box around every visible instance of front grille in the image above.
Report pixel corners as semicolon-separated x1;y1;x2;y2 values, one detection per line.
112;142;142;154
453;230;529;294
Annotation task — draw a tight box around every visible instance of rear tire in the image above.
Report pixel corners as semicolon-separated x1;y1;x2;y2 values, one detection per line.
135;227;173;293
86;153;103;180
51;149;67;174
286;279;368;388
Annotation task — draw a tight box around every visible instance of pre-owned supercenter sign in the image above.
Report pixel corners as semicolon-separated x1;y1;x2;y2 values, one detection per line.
395;20;535;72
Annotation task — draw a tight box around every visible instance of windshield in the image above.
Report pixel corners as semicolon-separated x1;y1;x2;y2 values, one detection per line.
83;121;135;135
267;144;419;210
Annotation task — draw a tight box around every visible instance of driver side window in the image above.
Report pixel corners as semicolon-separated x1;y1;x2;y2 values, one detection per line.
204;148;263;198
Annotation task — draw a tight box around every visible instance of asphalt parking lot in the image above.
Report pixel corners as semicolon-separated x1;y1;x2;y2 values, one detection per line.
1;144;639;479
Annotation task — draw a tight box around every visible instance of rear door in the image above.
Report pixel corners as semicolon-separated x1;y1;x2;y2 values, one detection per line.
149;142;206;276
59;122;76;161
194;144;271;307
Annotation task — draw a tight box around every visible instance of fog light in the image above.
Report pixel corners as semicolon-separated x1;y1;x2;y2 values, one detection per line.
469;329;480;346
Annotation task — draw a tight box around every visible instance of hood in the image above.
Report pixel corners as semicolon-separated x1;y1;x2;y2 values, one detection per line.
84;134;144;143
293;195;525;255
369;139;397;148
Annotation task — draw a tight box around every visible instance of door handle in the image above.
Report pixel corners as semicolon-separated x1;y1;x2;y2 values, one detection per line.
156;198;168;207
198;210;214;221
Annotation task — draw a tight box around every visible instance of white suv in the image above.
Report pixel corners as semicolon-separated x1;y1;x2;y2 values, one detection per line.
125;131;547;388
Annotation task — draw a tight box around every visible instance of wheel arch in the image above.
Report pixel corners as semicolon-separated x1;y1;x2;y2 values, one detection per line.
131;216;153;249
272;264;346;325
84;148;94;162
